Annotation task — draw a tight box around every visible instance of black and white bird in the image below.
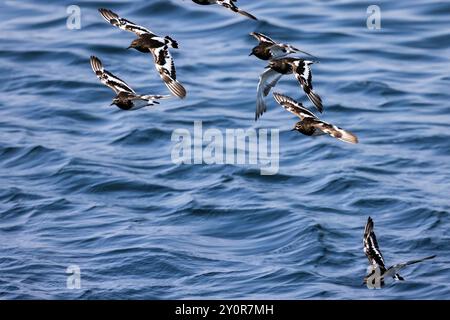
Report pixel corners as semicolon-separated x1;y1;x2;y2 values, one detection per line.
98;8;186;99
363;216;436;287
273;92;358;144
255;58;322;121
249;32;316;61
90;56;169;110
190;0;257;20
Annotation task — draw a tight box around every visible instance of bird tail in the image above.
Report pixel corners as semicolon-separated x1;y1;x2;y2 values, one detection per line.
164;36;179;49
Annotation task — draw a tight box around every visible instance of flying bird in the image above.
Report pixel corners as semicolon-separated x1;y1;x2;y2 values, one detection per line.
190;0;257;20
255;58;322;121
363;216;436;288
273;92;358;144
269;58;322;112
98;8;187;99
90;56;169;110
249;32;316;61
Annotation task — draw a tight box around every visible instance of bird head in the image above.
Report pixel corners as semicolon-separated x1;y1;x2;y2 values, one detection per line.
292;121;304;132
111;98;119;106
127;39;139;50
249;46;260;57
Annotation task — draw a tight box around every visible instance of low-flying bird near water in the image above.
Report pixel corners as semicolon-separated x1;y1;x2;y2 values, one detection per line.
273;92;358;144
189;0;257;20
256;58;322;121
249;32;316;61
363;216;436;287
90;56;170;110
98;8;187;99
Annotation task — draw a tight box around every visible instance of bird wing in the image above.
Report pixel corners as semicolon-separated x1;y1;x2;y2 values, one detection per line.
270;44;316;60
363;217;386;271
272;92;318;120
138;94;172;101
90;56;135;95
216;0;257;20
98;8;155;36
250;33;316;59
250;32;276;45
384;255;436;279
268;45;291;59
291;60;323;113
150;46;187;99
255;68;283;121
309;119;359;144
128;94;171;110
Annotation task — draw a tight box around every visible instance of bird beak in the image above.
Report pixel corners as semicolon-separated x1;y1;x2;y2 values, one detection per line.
249;52;254;56
127;45;132;50
110;102;115;106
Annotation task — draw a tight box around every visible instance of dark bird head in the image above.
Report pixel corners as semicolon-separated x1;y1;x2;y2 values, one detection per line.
292;121;316;136
127;39;140;50
249;46;259;56
111;98;119;106
249;46;268;60
292;122;303;132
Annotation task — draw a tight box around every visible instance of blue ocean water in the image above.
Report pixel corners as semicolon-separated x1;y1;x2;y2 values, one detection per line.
0;0;449;299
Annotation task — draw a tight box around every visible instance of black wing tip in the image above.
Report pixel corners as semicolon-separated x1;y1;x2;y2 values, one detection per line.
272;92;282;105
166;78;187;99
317;102;324;113
272;91;284;102
98;8;118;21
255;105;267;122
90;55;103;72
364;216;374;234
239;10;258;20
98;8;111;15
273;92;296;105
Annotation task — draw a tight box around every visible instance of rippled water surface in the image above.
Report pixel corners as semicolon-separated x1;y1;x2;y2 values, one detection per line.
0;0;449;299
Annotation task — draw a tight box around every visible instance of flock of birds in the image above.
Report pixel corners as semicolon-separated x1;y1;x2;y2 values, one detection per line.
90;3;358;145
89;2;435;286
